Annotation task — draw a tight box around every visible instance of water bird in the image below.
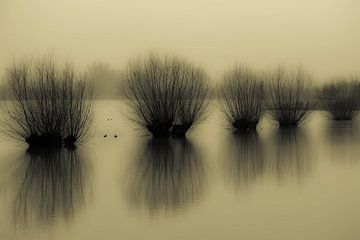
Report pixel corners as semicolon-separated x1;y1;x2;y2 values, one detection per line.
104;134;107;138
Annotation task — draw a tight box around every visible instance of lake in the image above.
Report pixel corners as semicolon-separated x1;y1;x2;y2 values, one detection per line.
1;100;360;240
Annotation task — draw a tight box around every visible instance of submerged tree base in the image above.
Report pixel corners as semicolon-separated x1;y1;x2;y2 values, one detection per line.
25;134;79;148
26;134;63;148
63;135;77;147
147;122;193;138
26;145;63;157
332;115;354;121
232;120;258;131
171;123;192;138
147;122;172;138
278;122;299;128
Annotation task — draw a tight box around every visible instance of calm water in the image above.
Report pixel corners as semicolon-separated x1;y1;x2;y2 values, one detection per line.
1;100;360;240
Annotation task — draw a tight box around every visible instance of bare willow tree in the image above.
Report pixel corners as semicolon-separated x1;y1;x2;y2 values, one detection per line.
4;56;93;147
265;66;313;127
219;65;264;131
121;53;209;138
62;65;94;145
317;78;360;120
172;60;209;137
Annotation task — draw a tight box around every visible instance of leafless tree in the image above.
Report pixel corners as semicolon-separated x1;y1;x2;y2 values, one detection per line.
121;53;209;138
265;66;313;127
172;59;209;137
317;78;360;120
4;56;93;147
219;65;264;131
62;64;94;145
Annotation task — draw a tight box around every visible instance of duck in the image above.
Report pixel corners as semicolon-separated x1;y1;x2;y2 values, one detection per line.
103;134;107;138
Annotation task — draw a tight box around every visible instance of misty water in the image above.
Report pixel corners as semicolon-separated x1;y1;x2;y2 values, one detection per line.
1;100;360;240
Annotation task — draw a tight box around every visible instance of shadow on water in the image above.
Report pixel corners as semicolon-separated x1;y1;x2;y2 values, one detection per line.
126;138;206;216
265;128;314;184
325;120;360;164
7;147;92;227
223;132;265;193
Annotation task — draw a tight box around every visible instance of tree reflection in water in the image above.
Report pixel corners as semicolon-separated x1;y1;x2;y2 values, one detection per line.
325;120;360;164
265;128;313;184
11;147;91;226
223;132;265;193
126;139;206;215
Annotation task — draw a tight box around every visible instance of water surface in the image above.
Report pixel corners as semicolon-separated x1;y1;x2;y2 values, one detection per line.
1;101;360;240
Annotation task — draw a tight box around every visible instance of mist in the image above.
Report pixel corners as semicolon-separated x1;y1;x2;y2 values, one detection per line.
1;0;360;85
1;1;360;239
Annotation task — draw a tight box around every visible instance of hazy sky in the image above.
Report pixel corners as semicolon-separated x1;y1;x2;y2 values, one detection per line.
1;0;359;82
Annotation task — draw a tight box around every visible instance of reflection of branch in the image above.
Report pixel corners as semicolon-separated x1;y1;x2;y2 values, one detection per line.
267;129;312;182
326;121;360;163
224;133;264;192
12;147;90;226
127;139;206;215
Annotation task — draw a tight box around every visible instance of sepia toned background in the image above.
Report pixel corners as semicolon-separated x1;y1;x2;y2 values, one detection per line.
1;0;360;83
1;1;360;240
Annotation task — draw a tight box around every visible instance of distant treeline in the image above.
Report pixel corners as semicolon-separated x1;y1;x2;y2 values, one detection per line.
1;53;359;146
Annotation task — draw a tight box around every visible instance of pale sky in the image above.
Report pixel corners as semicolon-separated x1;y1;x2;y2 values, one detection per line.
0;0;359;82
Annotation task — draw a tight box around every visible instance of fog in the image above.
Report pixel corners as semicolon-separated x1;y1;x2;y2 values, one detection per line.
1;2;360;238
1;0;360;83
